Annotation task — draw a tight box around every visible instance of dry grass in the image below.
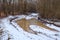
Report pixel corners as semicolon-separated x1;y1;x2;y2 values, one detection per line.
16;18;58;33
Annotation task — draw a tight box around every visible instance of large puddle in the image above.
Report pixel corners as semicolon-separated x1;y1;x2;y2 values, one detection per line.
16;18;58;34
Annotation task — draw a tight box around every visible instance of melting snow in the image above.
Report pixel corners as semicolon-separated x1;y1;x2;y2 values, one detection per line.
0;14;60;40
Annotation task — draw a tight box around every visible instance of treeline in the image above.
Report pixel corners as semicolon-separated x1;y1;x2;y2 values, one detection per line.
0;0;60;19
37;0;60;19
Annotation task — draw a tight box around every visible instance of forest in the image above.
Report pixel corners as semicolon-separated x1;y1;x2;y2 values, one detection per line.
0;0;60;19
0;0;60;40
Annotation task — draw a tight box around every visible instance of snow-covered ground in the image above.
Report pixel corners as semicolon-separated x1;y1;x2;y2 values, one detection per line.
0;14;60;40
